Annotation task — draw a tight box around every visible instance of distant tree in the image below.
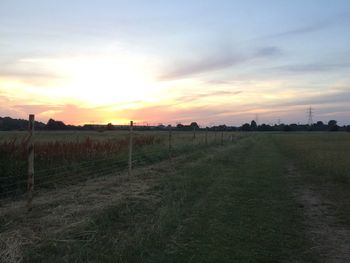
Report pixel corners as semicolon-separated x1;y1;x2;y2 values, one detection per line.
241;123;251;131
312;121;326;131
278;123;286;131
217;124;227;131
46;119;67;130
250;120;257;130
290;124;298;131
328;120;337;126
190;122;199;129
328;120;339;131
0;116;45;131
157;124;166;129
106;123;114;130
257;123;273;131
283;125;292;132
176;123;184;129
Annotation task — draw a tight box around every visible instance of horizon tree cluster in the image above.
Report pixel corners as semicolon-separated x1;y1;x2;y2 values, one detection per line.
0;116;349;132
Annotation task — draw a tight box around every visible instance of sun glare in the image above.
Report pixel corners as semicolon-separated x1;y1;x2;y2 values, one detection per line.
59;55;157;106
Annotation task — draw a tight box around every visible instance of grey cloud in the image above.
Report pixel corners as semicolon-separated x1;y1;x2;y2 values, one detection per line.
263;13;350;39
160;46;282;80
272;61;350;74
245;89;350;110
285;90;350;107
268;23;329;38
176;90;242;103
159;53;246;80
254;47;282;57
0;65;64;86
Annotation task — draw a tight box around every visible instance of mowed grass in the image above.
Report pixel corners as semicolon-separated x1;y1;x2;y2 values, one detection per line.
273;132;350;225
23;135;316;262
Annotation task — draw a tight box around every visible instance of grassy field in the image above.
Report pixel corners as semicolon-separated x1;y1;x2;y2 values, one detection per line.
1;132;350;262
274;132;350;184
274;132;350;225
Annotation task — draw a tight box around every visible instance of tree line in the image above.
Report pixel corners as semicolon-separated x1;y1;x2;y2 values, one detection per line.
0;116;349;132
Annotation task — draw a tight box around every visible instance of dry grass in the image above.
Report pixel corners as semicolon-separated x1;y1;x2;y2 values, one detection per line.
0;156;177;263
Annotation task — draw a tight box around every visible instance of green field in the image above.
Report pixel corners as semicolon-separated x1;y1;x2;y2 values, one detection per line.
1;132;350;262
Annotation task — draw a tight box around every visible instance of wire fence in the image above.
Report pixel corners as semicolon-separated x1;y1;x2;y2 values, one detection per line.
0;118;248;209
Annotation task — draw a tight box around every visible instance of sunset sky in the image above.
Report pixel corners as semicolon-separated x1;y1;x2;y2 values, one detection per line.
1;0;350;126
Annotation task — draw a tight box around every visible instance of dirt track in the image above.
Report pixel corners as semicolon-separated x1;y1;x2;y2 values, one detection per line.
286;164;350;263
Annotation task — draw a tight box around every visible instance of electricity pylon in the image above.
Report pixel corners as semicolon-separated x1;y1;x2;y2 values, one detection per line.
307;107;314;126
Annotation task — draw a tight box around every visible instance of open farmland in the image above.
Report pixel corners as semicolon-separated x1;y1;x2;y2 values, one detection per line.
1;131;350;262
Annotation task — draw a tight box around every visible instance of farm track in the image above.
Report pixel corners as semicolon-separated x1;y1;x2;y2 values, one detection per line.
285;163;350;263
0;149;208;263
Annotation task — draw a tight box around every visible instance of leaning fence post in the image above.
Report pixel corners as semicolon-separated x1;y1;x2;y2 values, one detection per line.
27;114;35;211
128;121;133;176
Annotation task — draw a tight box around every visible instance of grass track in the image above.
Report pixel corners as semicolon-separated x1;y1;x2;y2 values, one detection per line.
23;135;316;262
274;133;350;226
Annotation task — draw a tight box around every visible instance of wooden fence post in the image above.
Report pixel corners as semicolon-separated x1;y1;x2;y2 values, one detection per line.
214;129;217;143
221;130;224;146
193;126;196;141
27;114;35;211
128;121;133;176
205;128;208;145
168;125;172;154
